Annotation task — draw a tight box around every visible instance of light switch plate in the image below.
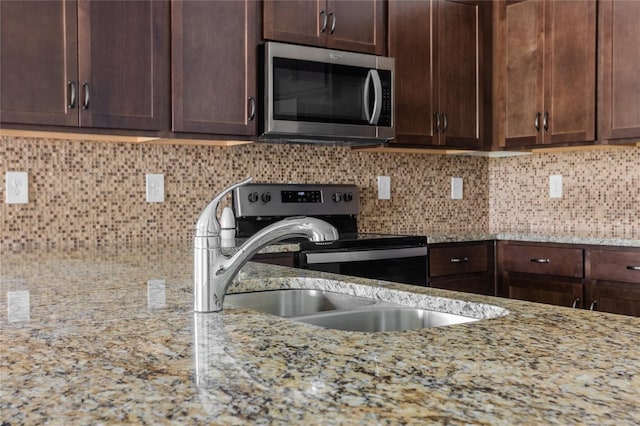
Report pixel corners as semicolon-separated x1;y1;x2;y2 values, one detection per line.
549;175;563;198
5;171;29;204
451;177;463;200
377;176;391;200
146;173;165;203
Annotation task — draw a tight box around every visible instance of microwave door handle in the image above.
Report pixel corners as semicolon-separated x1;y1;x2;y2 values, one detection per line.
363;70;373;123
369;70;383;125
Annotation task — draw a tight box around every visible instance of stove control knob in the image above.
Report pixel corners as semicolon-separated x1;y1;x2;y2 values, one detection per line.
343;192;353;202
261;192;271;203
332;192;342;202
248;192;259;203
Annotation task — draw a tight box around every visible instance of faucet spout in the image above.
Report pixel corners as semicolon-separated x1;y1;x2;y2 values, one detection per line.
193;180;338;313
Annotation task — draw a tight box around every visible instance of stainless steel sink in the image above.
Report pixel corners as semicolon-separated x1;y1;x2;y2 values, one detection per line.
296;307;479;332
225;288;483;332
225;289;376;317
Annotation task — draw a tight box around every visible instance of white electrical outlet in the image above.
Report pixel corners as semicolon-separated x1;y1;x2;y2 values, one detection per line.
549;175;563;198
5;171;29;204
146;174;165;203
377;176;391;200
451;177;463;200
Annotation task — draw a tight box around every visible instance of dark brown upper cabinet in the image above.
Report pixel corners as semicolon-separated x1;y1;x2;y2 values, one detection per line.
263;0;386;56
171;0;258;136
498;0;596;148
0;0;168;131
388;0;486;149
599;0;640;143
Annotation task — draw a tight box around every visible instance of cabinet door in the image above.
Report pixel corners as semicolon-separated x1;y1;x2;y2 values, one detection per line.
600;0;640;141
172;0;258;135
503;0;544;148
263;0;326;47
505;274;583;308
326;0;386;55
388;0;436;145
0;0;78;126
587;281;640;317
77;0;168;130
543;0;596;145
437;0;483;148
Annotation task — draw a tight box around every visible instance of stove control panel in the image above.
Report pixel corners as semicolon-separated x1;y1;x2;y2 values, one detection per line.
233;183;359;217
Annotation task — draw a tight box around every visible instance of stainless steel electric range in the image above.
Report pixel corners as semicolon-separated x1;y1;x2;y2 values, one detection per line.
232;183;428;286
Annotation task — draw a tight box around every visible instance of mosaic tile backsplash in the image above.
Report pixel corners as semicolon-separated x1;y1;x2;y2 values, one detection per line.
0;136;490;251
1;136;638;251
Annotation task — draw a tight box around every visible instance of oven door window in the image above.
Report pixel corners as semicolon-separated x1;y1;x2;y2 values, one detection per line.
272;57;372;125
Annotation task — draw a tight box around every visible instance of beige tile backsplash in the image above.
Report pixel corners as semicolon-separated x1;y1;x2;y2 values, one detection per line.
0;135;638;251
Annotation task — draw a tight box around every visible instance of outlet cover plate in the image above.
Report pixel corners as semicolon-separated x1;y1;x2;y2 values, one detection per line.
146;173;165;203
549;175;563;198
451;177;463;200
377;176;391;200
5;171;29;204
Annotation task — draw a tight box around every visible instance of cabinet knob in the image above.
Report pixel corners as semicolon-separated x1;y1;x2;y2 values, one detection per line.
434;113;441;133
572;298;580;308
534;112;541;132
441;113;448;133
450;257;469;263
589;301;598;311
329;12;336;34
626;265;640;271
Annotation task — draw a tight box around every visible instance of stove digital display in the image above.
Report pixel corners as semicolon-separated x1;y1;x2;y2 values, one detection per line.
281;190;322;203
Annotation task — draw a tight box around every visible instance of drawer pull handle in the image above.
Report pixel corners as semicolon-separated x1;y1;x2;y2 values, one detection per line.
530;258;550;263
572;298;580;308
450;257;469;263
626;265;640;271
589;301;598;311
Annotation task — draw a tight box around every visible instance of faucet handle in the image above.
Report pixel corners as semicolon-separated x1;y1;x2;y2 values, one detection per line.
196;177;252;236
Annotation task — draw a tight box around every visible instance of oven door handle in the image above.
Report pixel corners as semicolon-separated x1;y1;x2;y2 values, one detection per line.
304;247;427;264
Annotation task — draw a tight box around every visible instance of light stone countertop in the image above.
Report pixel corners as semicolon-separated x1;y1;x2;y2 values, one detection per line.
1;245;639;424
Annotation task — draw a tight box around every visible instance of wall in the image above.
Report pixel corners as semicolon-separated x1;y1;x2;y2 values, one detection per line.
489;147;640;239
0;136;489;251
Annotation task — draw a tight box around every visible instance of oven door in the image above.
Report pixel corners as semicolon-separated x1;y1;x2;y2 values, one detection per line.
300;246;428;286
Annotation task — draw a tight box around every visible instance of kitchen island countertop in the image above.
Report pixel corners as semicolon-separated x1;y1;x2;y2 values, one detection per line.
1;245;639;424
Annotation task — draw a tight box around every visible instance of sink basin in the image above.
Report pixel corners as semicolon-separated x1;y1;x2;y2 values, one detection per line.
225;289;376;317
297;307;479;332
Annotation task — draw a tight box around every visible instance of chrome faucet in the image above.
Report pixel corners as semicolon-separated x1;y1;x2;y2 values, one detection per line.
194;177;339;312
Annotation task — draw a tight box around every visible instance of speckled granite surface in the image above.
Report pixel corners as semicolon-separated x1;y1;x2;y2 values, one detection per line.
1;245;640;424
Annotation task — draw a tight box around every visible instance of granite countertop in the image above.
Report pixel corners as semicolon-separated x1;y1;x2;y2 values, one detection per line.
1;245;639;424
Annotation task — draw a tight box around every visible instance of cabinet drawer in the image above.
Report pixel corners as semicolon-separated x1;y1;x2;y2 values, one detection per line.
500;244;583;278
588;249;640;283
429;244;488;277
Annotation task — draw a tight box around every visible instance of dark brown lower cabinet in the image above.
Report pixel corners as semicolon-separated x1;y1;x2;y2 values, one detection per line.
585;247;640;316
498;241;640;317
428;241;494;296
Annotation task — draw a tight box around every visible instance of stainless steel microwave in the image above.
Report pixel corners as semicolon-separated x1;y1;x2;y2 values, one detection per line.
260;42;394;144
